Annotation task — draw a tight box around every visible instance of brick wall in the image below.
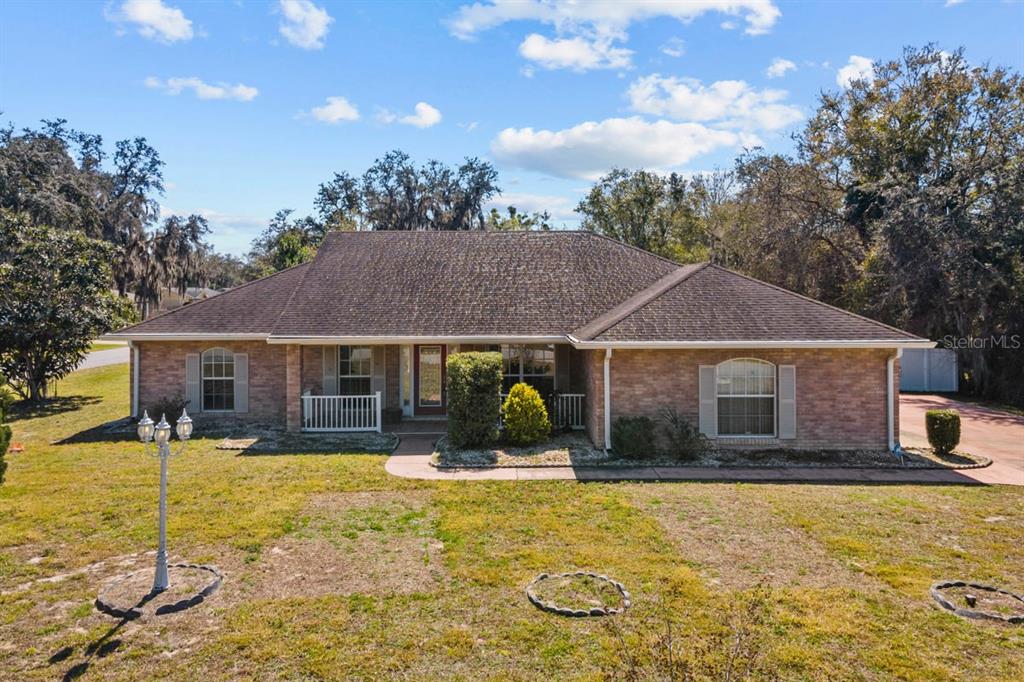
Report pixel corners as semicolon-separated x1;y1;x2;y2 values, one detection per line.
135;341;288;425
301;346;324;395
385;345;400;410
579;349;606;447
587;348;900;450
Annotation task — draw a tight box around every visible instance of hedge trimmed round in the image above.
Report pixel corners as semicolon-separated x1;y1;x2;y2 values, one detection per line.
930;580;1024;625
526;571;632;617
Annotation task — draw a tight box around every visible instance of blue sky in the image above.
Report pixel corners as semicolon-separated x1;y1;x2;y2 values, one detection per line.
2;0;1022;255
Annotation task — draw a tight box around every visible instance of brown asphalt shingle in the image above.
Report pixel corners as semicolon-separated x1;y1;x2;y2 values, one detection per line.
114;262;311;335
270;231;678;337
116;231;925;343
585;264;922;342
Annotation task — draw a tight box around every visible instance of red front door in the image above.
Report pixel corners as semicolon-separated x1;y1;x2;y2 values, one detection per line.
413;345;447;416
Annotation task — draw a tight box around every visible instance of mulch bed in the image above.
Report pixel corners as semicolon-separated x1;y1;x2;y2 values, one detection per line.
432;434;989;470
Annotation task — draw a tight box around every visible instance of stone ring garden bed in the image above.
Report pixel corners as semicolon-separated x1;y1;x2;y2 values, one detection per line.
526;572;632;617
431;434;990;470
930;581;1024;624
95;563;223;619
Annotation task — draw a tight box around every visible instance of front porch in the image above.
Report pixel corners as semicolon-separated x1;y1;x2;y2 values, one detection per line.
286;341;592;435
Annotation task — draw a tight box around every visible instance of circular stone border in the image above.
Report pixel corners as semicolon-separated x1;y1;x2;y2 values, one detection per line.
95;563;223;620
526;571;632;617
930;580;1024;625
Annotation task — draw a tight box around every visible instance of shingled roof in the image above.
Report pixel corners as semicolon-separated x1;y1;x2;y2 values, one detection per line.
113;230;928;346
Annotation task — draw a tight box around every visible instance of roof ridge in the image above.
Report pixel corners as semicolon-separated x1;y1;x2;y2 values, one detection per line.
703;264;925;340
573;262;709;341
113;260;312;334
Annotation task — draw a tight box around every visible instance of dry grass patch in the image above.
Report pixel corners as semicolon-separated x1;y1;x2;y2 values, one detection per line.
252;491;445;599
626;483;873;591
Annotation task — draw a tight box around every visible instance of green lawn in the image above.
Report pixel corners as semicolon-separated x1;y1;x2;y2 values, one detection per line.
88;342;124;353
1;366;1021;680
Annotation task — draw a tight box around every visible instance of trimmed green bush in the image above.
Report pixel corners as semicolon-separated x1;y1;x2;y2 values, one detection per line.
0;386;12;485
446;352;502;447
925;409;961;456
502;382;551;446
611;416;658;459
658;406;709;461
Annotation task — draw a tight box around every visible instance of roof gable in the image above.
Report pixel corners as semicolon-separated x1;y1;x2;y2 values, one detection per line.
586;264;923;343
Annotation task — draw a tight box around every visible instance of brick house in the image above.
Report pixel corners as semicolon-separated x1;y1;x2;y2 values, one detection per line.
110;231;932;451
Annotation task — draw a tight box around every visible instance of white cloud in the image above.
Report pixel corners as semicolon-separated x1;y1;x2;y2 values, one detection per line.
486;192;577;221
448;1;781;39
945;0;965;6
378;102;442;128
459;121;480;132
627;74;802;131
661;37;685;58
107;0;193;43
765;57;796;78
491;117;749;180
278;0;333;50
518;34;632;71
836;55;874;88
144;76;258;101
308;96;360;123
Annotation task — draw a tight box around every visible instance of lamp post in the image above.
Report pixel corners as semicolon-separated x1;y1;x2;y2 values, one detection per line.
137;408;193;593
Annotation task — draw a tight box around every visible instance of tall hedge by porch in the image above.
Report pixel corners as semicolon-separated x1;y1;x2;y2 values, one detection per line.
446;352;502;447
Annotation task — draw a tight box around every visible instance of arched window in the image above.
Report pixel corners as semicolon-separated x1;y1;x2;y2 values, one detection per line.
716;358;775;436
202;348;235;411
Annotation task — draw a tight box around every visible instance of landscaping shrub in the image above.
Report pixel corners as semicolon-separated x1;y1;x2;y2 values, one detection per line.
658;406;709;461
925;409;961;456
0;385;12;485
611;416;658;459
502;382;551;445
145;394;190;422
446;352;502;447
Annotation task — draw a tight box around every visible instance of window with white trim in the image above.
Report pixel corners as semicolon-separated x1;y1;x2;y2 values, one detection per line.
716;358;775;436
501;344;555;396
202;348;235;411
338;345;372;395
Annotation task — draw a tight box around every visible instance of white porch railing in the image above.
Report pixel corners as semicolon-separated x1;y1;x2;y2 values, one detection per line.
302;392;382;432
551;393;585;430
499;392;586;430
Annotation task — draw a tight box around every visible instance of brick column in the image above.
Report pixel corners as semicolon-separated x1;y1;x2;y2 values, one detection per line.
286;344;302;432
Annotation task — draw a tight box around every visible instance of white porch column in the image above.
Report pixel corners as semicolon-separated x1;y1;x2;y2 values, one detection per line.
603;348;612;451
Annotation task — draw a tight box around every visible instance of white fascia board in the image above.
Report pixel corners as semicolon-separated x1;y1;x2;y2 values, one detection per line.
266;335;568;345
567;336;936;350
105;333;269;341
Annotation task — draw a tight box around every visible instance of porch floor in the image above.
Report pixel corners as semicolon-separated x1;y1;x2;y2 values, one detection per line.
387;419;448;435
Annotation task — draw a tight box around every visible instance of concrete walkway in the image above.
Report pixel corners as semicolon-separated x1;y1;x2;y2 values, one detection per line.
383;434;996;484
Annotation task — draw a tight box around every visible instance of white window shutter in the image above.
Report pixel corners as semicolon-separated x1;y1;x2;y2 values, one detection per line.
778;365;796;439
323;346;337;395
698;365;717;438
371;346;386;395
185;353;201;412
234;353;249;413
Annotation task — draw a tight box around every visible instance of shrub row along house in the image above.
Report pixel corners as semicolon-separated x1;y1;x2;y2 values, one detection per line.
111;231;933;452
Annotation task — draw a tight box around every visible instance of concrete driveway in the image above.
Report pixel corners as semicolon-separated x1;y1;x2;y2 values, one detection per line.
900;394;1024;486
76;346;129;370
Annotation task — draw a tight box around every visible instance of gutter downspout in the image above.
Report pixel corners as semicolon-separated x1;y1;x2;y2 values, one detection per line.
130;341;139;418
603;348;613;452
887;348;903;458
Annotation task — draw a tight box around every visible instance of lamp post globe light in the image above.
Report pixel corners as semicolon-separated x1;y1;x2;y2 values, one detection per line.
136;408;192;593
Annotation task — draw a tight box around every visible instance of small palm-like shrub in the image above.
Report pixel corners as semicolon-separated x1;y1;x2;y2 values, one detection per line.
611;416;658;459
502;382;551;445
658;406;709;461
925;409;961;456
447;352;502;447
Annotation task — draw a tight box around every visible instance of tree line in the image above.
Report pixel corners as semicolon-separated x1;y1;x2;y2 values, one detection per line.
1;44;1020;406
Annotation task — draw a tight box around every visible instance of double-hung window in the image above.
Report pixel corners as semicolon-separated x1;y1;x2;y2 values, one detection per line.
338;346;372;395
716;359;775;436
202;348;235;411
